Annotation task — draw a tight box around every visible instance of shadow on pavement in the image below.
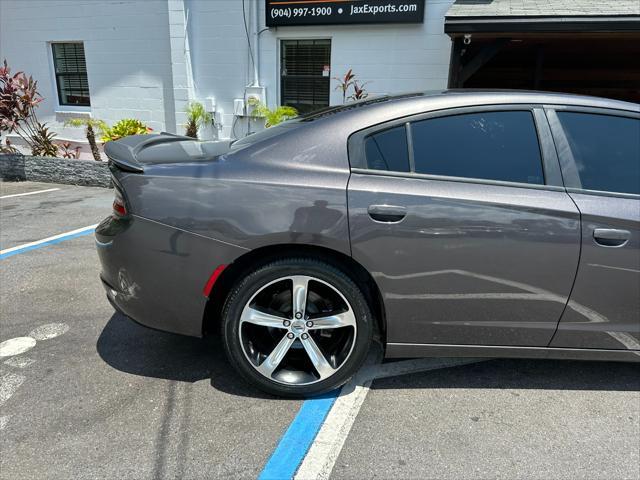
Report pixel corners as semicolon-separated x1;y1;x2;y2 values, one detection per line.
372;357;640;392
98;313;640;397
96;312;274;399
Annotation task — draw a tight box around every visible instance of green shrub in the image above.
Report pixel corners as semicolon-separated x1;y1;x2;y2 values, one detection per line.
101;119;152;142
248;99;298;128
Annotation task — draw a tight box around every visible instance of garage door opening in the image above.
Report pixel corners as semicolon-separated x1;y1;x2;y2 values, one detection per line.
448;34;640;103
445;0;640;103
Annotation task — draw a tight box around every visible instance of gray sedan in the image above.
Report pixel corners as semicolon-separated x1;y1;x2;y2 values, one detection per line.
96;91;640;397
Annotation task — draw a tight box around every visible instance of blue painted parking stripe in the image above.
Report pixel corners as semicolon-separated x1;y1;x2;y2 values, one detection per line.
258;391;339;480
0;224;98;260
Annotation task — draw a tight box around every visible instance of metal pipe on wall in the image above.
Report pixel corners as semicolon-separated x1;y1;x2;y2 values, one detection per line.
253;0;261;87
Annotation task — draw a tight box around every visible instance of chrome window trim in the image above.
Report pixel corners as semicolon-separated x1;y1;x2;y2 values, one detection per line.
348;104;557;188
350;167;567;192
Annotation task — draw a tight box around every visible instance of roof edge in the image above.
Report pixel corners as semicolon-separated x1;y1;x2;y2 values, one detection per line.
445;16;640;34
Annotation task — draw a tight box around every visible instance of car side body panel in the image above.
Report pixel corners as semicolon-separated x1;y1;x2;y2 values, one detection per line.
96;91;639;358
550;193;640;350
546;105;640;355
97;214;248;336
348;173;581;347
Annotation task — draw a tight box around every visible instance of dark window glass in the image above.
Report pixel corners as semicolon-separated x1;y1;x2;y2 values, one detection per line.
411;111;544;184
364;125;409;172
52;43;90;106
281;39;330;115
557;112;640;195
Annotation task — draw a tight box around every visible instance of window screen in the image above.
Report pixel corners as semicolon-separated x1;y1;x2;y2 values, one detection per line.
411;111;544;185
281;39;330;115
364;125;410;172
557;112;640;195
51;43;90;106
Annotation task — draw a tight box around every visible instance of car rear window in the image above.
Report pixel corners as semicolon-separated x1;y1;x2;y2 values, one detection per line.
556;112;640;195
364;125;410;172
411;111;544;185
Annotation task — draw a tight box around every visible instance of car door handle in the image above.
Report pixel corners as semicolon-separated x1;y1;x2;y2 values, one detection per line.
593;228;631;247
368;205;407;223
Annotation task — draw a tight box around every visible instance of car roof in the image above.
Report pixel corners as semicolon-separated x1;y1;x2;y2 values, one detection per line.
299;89;639;125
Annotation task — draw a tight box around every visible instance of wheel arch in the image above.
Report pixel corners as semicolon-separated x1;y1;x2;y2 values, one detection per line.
202;244;387;345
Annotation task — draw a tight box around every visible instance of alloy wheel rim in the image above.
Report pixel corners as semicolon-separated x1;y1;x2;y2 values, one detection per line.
238;275;357;386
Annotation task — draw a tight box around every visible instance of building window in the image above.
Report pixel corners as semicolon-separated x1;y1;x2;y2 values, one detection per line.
51;43;90;107
281;39;330;114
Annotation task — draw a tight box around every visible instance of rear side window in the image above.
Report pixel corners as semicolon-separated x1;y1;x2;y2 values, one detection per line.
411;111;544;185
556;112;640;195
364;125;409;172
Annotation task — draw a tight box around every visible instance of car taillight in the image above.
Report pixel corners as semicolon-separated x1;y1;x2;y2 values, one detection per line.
113;189;127;217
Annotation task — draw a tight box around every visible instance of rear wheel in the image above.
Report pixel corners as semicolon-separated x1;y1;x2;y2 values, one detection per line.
222;258;373;397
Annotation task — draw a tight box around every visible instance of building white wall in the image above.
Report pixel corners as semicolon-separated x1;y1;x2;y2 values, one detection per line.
1;0;455;146
186;0;455;139
259;0;455;104
0;0;175;153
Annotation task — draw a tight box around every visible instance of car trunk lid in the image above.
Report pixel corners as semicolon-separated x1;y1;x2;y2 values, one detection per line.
104;133;232;173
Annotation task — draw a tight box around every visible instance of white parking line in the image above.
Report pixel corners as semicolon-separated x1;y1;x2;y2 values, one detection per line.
0;323;70;431
0;337;36;358
0;373;25;406
0;224;98;259
0;188;60;199
294;357;488;480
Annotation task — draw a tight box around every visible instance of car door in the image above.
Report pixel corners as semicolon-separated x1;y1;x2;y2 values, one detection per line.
347;106;581;348
546;108;640;351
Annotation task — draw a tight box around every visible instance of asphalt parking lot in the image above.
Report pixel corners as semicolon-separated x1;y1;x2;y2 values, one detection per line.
1;180;639;480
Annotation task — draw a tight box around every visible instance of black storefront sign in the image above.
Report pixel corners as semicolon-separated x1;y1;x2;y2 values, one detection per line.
266;0;425;27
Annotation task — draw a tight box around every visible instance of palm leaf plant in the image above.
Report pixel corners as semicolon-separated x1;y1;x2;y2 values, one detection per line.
65;118;107;161
184;101;212;139
248;99;298;128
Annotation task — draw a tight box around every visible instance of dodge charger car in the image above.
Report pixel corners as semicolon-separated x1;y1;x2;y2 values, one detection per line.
96;91;640;397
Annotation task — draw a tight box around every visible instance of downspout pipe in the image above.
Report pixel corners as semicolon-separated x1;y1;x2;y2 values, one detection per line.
253;0;261;87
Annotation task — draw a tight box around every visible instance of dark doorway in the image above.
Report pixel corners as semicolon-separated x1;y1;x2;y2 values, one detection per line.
449;34;640;103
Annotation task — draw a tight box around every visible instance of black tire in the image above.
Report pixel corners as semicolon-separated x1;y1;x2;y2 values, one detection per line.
221;257;374;398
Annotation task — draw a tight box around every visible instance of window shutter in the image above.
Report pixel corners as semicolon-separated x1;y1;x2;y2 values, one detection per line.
52;43;90;107
281;40;331;114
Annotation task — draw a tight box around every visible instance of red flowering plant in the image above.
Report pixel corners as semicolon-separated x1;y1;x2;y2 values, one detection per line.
0;60;58;156
333;69;371;104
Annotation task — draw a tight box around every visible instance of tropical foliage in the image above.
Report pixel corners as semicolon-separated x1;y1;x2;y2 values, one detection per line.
0;59;59;156
333;69;369;103
100;118;152;142
184;101;212;139
56;141;81;159
66;117;107;161
248;99;298;128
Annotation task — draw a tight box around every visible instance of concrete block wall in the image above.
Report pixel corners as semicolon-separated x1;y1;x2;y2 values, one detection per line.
184;0;254;140
258;0;455;108
1;0;455;143
0;0;175;148
186;0;454;139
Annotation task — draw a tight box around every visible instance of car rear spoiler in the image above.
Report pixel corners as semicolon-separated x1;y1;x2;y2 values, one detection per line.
104;132;191;173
